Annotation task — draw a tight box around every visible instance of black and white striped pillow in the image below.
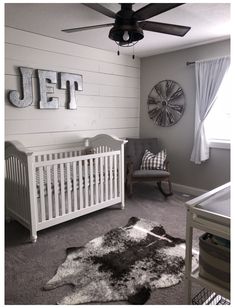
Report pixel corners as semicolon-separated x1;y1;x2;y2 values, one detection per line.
140;149;167;170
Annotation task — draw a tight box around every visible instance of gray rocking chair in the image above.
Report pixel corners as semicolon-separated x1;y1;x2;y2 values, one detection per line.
125;138;173;198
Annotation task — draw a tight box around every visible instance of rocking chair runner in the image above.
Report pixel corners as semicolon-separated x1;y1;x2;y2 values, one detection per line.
125;138;173;198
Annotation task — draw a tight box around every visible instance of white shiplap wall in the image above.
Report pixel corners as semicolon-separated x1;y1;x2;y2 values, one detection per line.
5;27;140;148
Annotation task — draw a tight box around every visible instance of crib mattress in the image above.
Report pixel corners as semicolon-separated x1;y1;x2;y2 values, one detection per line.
35;164;117;198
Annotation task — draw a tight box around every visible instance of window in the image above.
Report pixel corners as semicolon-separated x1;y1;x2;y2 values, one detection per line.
204;67;231;148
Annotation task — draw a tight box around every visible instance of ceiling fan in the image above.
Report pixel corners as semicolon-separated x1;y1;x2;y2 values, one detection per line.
62;3;190;51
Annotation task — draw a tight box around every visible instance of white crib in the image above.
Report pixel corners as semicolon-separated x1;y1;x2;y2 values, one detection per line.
5;134;127;242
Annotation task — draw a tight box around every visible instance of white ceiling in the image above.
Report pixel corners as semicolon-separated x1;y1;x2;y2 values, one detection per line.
5;3;230;58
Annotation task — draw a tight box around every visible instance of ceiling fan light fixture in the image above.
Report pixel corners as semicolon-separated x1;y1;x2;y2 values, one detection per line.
109;24;144;47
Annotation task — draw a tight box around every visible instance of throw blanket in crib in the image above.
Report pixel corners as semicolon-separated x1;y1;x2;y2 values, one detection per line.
44;217;198;305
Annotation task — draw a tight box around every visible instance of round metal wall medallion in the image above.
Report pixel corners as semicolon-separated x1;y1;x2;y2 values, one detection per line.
147;80;185;127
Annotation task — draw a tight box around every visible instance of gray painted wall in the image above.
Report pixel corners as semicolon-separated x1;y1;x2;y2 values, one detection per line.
140;40;230;190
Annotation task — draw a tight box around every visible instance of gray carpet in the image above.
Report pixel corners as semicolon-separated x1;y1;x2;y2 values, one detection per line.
5;183;202;305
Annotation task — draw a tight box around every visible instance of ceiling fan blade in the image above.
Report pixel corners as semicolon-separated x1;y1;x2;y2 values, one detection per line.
133;3;184;21
83;4;116;19
139;21;191;37
62;23;114;33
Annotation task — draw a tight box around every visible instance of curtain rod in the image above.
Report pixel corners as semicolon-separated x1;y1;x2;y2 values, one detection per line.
186;61;195;66
186;56;230;66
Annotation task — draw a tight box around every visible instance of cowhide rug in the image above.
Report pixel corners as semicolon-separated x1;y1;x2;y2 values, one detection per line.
44;217;197;305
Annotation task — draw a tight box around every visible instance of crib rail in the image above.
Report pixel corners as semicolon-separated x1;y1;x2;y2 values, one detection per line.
33;151;121;229
33;146;113;163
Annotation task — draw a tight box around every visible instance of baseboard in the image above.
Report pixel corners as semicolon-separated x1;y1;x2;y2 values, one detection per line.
145;181;208;196
171;182;208;196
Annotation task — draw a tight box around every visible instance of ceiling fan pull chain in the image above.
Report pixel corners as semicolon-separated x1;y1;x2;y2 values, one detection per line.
117;45;120;56
132;45;135;59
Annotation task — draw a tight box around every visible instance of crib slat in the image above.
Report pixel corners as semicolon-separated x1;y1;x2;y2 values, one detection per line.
22;164;29;220
60;163;66;216
6;159;12;210
114;154;117;198
18;161;24;219
39;166;46;222
14;159;20;215
23;163;28;220
14;159;20;214
23;164;29;220
66;162;72;213
95;157;99;204
8;157;11;181
84;160;89;208
79;160;83;209
9;157;12;180
46;165;53;220
19;161;26;220
72;161;78;211
18;162;24;218
118;154;121;197
11;157;15;182
109;155;113;199
89;158;94;206
100;156;104;202
105;156;108;201
5;160;9;206
19;163;25;219
11;158;16;212
7;159;12;208
10;158;14;209
5;159;9;180
13;158;19;211
53;165;59;217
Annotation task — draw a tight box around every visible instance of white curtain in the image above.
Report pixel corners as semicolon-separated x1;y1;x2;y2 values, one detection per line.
190;56;230;164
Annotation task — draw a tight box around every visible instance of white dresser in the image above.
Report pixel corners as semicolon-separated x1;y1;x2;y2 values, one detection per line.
184;182;230;304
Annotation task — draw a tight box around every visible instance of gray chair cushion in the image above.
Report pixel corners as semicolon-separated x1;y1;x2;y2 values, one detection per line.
133;170;170;178
125;138;161;170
